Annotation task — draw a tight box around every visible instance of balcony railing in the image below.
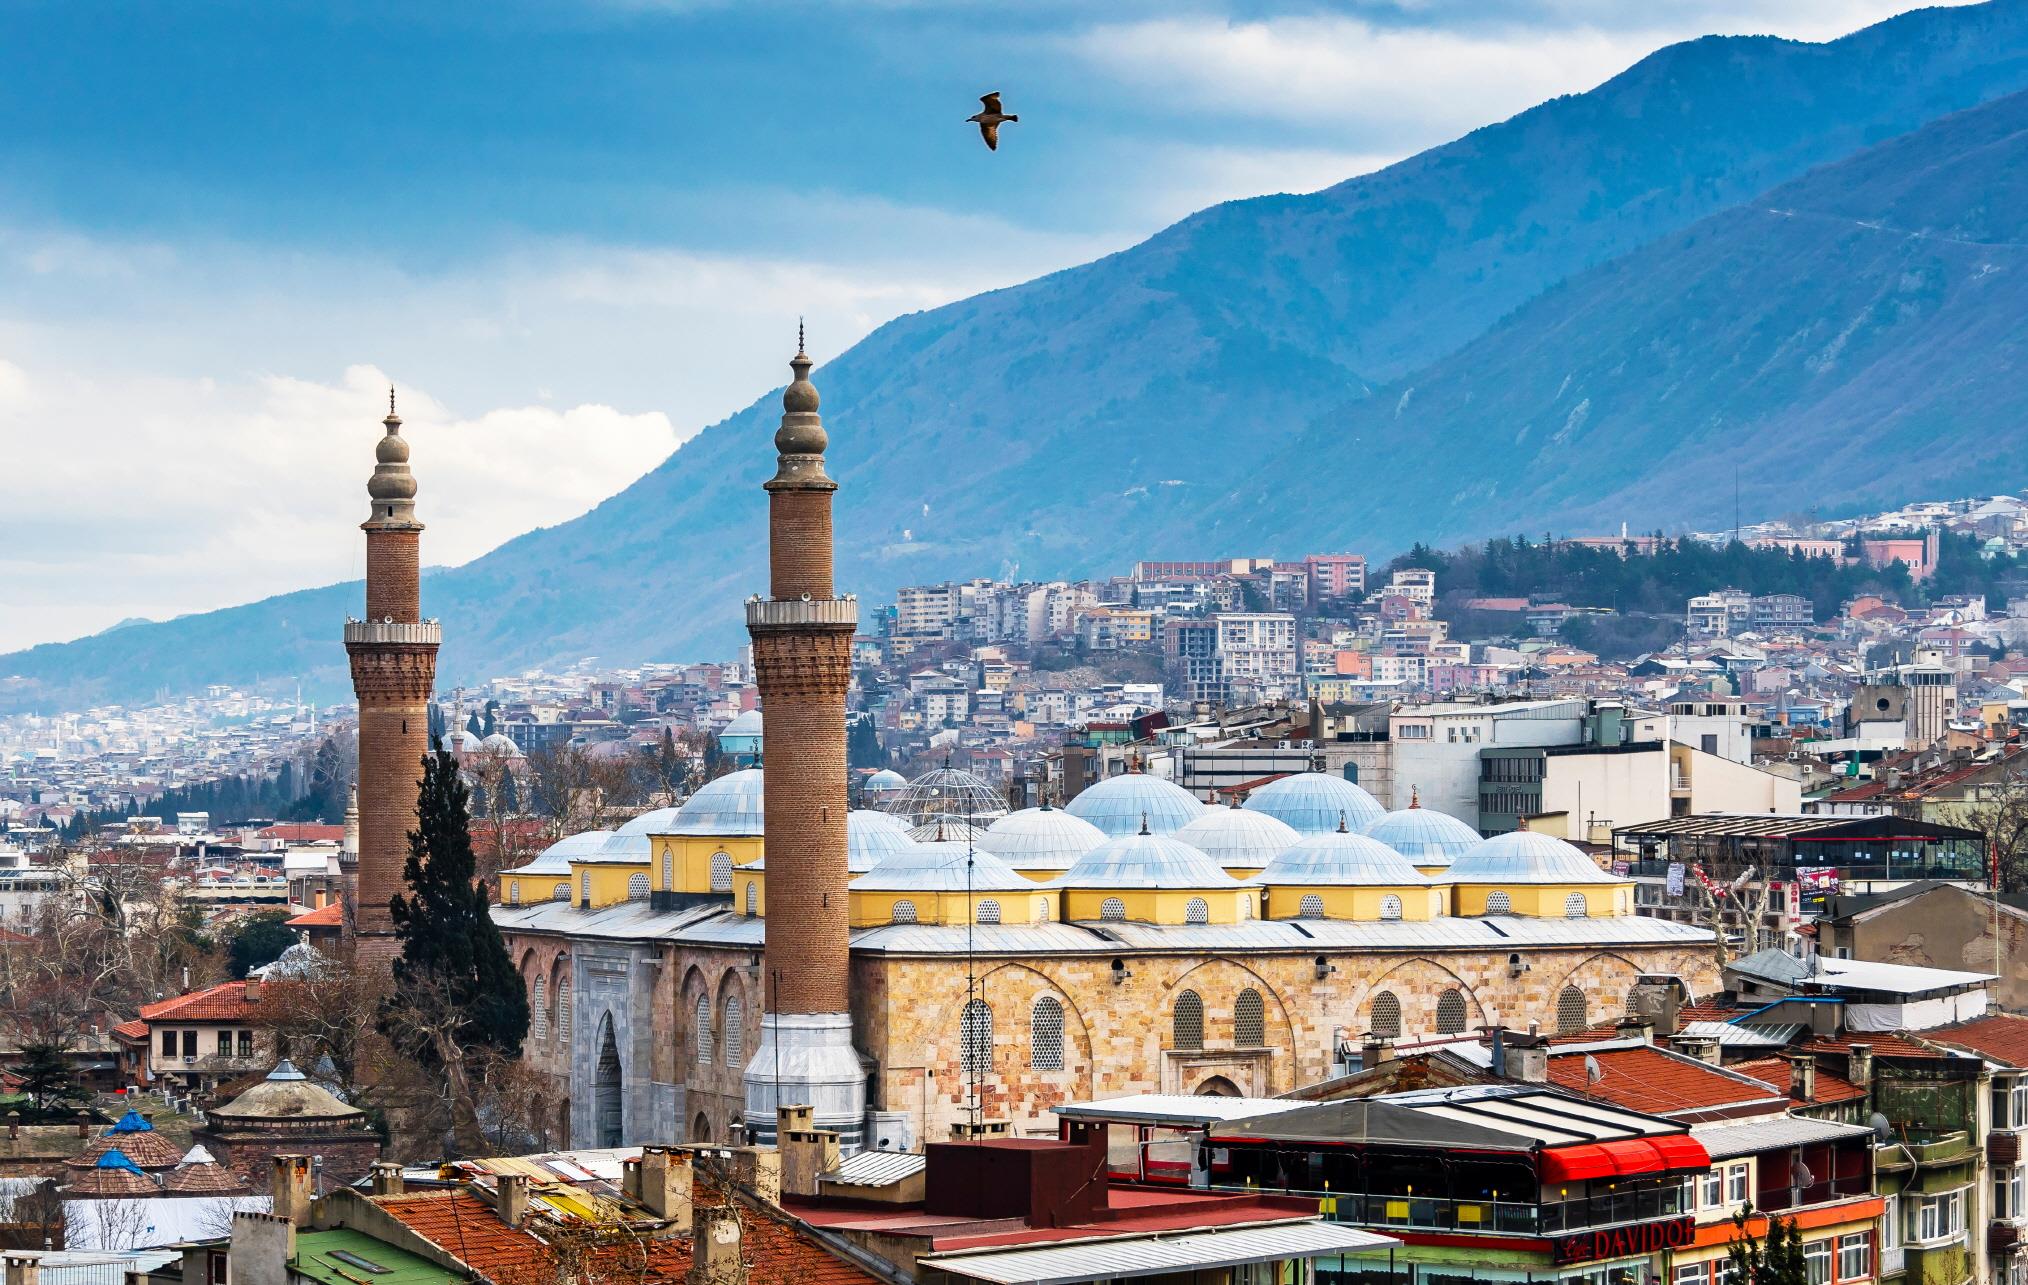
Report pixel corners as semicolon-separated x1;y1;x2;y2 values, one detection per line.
343;619;442;646
1757;1177;1875;1212
1206;1185;1688;1237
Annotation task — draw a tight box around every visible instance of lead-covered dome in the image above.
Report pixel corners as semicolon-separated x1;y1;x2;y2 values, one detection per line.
851;841;1035;893
1173;806;1300;872
1241;773;1384;834
1257;830;1431;887
667;768;766;836
504;829;616;875
1449;830;1620;884
1064;773;1206;837
978;805;1107;873
1058;832;1245;890
1364;806;1481;870
847;809;913;873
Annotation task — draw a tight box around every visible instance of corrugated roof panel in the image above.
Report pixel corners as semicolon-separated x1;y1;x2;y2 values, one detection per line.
1691;1116;1877;1159
924;1220;1398;1285
821;1150;926;1187
1052;1095;1309;1126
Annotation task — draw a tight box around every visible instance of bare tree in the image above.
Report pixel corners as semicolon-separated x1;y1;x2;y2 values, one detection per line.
1938;764;2028;896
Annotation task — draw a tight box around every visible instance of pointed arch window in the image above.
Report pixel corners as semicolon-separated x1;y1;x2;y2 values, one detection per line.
508;881;521;906
531;976;548;1040
744;881;758;915
960;999;993;1076
1436;988;1467;1034
1564;892;1589;918
1173;990;1204;1050
1235;988;1265;1047
723;994;744;1065
1030;996;1064;1071
695;993;714;1066
1370;990;1402;1040
557;975;571;1040
1032;896;1050;924
663;849;674;890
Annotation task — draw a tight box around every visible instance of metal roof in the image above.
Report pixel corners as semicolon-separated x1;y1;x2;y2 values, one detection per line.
1679;1020;1805;1048
820;1150;926;1188
1690;1115;1877;1160
1449;830;1623;885
1056;832;1249;890
1173;806;1302;869
1215;1084;1688;1151
500;830;616;876
850;841;1035;893
1052;1095;1310;1128
978;806;1109;871
1362;807;1481;868
923;1220;1397;1285
1729;949;1994;996
1064;773;1206;837
1255;830;1431;888
1242;773;1385;836
1613;813;1981;840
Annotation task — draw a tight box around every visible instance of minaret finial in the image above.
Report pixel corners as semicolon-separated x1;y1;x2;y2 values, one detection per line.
797;316;806;356
1337;810;1348;833
1409;786;1420;809
389;385;396;415
1139;811;1150;836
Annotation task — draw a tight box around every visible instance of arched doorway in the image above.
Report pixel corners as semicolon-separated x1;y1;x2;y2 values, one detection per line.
693;1112;712;1143
594;1014;623;1148
1194;1075;1241;1097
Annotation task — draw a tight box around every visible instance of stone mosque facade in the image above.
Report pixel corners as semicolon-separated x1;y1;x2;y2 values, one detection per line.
488;344;1722;1154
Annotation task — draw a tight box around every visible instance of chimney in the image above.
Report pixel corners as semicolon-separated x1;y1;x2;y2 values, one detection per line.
689;1205;744;1285
74;1113;89;1139
1361;1036;1395;1067
227;1211;296;1285
1848;1043;1875;1090
496;1173;529;1228
6;1111;18;1141
1509;1044;1548;1083
1673;1035;1722;1066
1616;1017;1655;1046
369;1162;405;1197
1787;1053;1818;1103
778;1107;840;1201
271;1154;314;1224
244;977;264;1004
639;1147;694;1235
621;1156;643;1202
1;1253;40;1285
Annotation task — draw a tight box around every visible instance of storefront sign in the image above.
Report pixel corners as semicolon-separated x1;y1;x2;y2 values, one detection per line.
1551;1217;1696;1266
1665;863;1685;897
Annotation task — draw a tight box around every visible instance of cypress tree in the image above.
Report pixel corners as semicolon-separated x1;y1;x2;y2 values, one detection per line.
380;744;529;1061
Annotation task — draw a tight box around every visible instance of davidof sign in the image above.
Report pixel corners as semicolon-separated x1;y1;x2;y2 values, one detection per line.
1551;1217;1696;1265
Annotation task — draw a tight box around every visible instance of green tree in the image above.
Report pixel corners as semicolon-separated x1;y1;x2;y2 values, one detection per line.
380;745;529;1063
1726;1208;1808;1285
227;911;298;979
15;1043;76;1114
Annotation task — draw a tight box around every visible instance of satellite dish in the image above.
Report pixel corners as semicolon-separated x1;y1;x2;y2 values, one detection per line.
1585;1055;1603;1085
1870;1112;1891;1142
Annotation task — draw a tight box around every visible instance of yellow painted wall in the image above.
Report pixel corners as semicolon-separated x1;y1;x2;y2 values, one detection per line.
504;875;576;906
1061;886;1259;925
849;889;1057;928
650;833;765;894
565;861;653;908
1450;882;1633;918
1262;884;1447;921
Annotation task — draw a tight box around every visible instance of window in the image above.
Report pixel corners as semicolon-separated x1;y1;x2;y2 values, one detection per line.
1880;1196;1899;1251
1030;996;1064;1070
627;872;650;900
162;1030;176;1056
1486;891;1512;915
1564;892;1588;918
237;1030;253;1057
1674;1264;1708;1285
508;881;521;906
977;899;1002;925
1998;1080;2028;1130
1804;1240;1831;1285
2001;1166;2028;1220
1173;990;1204;1050
553;882;570;902
182;1030;197;1057
558;980;571;1040
1700;1168;1723;1208
217;1030;232;1056
1185;897;1210;925
1912;1189;1964;1243
710;852;734;893
1701;734;1719;755
891;899;918;924
1101;897;1126;921
580;872;591;903
1436;989;1467;1034
532;976;548;1040
1370;990;1402;1040
960;999;993;1076
1837;1232;1871;1281
1033;896;1050;924
1298;893;1325;919
1235;989;1265;1046
745;882;757;915
663;849;673;890
1380;894;1403;921
1557;985;1588;1035
695;994;713;1066
1726;1163;1749;1205
723;994;743;1065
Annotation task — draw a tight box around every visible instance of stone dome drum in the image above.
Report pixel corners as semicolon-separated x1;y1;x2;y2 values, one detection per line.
1449;830;1621;884
1256;830;1432;887
1364;806;1482;869
1063;773;1206;837
978;806;1108;872
1241;772;1384;835
1173;806;1301;870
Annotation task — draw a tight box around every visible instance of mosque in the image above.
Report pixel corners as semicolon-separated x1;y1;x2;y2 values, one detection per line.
485;341;1721;1154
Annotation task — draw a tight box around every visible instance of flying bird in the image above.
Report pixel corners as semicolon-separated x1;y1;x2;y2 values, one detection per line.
967;92;1018;151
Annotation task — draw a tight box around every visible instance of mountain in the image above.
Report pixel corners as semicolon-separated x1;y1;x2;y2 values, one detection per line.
9;1;2028;711
1219;84;2028;551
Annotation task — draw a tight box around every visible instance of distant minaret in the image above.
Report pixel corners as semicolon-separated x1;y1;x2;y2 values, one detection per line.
343;391;440;971
741;334;866;1149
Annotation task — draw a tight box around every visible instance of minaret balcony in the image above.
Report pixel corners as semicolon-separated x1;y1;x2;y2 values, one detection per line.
343;619;443;646
745;596;859;629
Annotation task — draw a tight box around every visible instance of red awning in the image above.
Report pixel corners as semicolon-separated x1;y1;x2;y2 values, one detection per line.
1540;1135;1711;1183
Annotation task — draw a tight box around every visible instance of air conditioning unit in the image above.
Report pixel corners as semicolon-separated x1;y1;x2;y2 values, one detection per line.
182;1056;196;1066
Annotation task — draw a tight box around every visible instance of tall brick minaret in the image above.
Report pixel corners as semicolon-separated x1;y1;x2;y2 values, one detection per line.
343;391;440;972
741;335;867;1149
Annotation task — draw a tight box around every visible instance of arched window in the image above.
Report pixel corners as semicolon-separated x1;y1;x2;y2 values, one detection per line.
694;993;714;1066
1235;988;1265;1047
1298;893;1325;919
1485;890;1512;915
1557;985;1588;1035
891;899;919;924
508;881;521;906
1173;990;1204;1050
744;882;758;915
1100;897;1126;921
1564;892;1589;919
960;999;993;1076
531;976;548;1040
722;994;744;1065
1030;996;1064;1071
1370;990;1402;1039
1379;894;1403;921
557;975;571;1040
580;872;591;904
1436;988;1467;1034
1032;896;1050;924
663;849;673;891
553;882;570;902
1185;897;1210;925
627;872;650;900
710;852;734;893
976;899;1002;924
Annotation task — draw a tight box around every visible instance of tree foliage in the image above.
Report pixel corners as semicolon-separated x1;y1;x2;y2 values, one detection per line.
226;911;298;979
14;1042;77;1114
1726;1209;1808;1285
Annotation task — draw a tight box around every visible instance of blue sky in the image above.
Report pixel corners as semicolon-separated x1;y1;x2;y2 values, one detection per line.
0;0;1969;652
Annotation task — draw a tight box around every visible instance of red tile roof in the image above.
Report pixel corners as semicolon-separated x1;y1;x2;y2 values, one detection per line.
1798;1033;1944;1060
111;1020;149;1042
1921;1013;2028;1068
138;980;289;1023
1547;1046;1785;1117
286;902;343;928
374;1187;881;1285
258;824;345;842
1728;1059;1868;1107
